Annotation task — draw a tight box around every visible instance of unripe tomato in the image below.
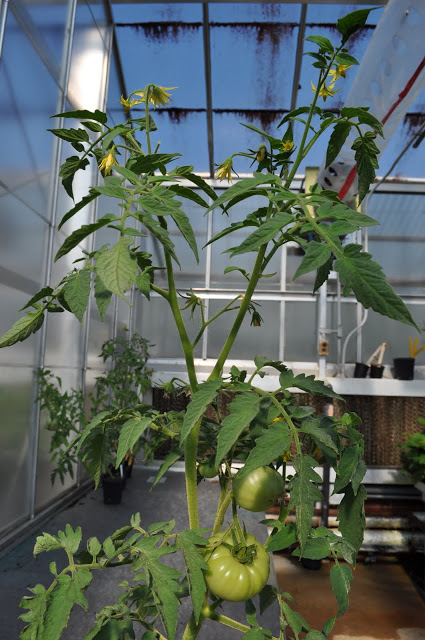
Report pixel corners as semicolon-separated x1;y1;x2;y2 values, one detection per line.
204;532;270;601
198;461;218;478
233;466;284;512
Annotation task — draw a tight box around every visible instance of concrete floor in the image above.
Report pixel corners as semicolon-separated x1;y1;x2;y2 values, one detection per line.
273;550;425;640
0;467;424;639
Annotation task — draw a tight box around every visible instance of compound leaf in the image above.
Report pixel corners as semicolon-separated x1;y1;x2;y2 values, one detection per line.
330;563;353;617
96;238;138;300
175;529;208;622
288;455;323;553
334;244;417;328
180;379;222;444
63;270;92;323
215;392;261;466
115;415;153;468
237;421;291;478
0;307;45;348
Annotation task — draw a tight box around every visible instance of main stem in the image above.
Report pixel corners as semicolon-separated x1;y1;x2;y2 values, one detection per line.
208;245;267;380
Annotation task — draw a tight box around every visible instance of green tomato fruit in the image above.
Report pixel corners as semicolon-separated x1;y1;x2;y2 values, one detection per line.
204;532;270;601
233;466;284;512
198;462;218;478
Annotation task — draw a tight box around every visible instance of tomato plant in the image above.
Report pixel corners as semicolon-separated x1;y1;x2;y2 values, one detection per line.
233;466;284;512
1;8;417;640
204;532;270;601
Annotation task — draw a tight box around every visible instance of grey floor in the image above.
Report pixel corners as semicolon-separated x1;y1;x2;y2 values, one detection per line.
0;467;281;639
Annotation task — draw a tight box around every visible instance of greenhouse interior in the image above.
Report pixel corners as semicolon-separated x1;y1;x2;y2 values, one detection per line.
0;0;424;637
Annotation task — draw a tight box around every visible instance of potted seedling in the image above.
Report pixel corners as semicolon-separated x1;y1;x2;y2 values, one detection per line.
399;418;425;496
393;337;425;380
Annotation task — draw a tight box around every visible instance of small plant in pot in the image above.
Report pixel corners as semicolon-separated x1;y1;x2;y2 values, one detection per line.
393;337;425;380
399;418;425;489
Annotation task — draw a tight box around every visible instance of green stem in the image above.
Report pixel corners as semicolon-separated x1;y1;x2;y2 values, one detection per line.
212;487;232;534
202;609;280;639
209;245;267;380
192;296;242;349
145;90;152;155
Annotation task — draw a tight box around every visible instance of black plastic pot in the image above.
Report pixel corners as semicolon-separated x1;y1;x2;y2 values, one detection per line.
301;558;322;570
370;364;384;379
102;473;124;505
354;362;369;378
393;357;415;380
124;459;133;479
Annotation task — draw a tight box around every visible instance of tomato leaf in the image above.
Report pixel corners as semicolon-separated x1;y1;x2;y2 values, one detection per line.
215;392;261;466
19;584;48;638
280;600;310;636
330;563;353;617
132;537;183;640
237;421;291;478
259;584;278;615
336;7;378;45
55;215;118;262
59;155;89;200
326;121;351;168
292;536;331;560
63;269;92;323
152;449;182;488
336;484;367;555
175;529;208;622
0;307;45;348
94;275;113;321
333;446;365;495
96;238;138;300
266;523;297;553
228;212;294;256
170;208;199;263
207;173;281;213
137;211;180;266
334;244;418;328
288;455;323;553
115;414;153;468
39;569;92;640
293;242;332;279
279;370;343;400
58;190;99;230
53;108;107;124
180;379;222;444
33;533;61;556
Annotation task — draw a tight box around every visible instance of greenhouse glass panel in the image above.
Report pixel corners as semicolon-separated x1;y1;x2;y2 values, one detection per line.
0;366;34;533
0;14;58;214
26;0;68;60
114;21;206;109
0;193;47;284
136;296;202;359
210;21;298;110
284;301;317;362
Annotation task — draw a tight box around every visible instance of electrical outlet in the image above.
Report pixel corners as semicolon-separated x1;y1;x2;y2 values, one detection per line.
319;340;329;356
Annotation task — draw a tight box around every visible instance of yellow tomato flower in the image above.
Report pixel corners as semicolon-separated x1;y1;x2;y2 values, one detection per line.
215;157;234;183
134;85;177;109
256;143;267;162
119;95;142;114
282;140;294;152
99;149;118;175
311;80;339;102
329;64;352;82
